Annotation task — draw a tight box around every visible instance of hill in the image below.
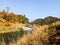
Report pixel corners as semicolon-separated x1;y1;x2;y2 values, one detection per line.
31;16;60;25
0;11;29;24
0;11;29;32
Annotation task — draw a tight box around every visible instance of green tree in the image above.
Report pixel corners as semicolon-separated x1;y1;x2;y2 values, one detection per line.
22;15;29;24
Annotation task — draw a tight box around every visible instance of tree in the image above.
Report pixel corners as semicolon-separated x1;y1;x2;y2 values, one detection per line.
6;7;10;12
22;15;29;24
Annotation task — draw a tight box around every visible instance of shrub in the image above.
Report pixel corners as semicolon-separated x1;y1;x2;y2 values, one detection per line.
18;27;24;37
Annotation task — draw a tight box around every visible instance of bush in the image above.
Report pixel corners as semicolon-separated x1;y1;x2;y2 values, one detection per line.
18;27;24;37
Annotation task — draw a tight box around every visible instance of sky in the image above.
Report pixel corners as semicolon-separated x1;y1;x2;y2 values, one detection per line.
0;0;60;22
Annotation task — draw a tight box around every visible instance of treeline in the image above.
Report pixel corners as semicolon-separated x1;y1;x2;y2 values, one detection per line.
0;10;29;24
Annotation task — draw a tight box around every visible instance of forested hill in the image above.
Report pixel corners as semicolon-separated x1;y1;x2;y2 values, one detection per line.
0;11;29;24
31;16;60;25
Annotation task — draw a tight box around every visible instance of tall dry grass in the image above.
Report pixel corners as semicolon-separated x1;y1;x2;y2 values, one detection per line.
0;21;60;45
20;21;60;45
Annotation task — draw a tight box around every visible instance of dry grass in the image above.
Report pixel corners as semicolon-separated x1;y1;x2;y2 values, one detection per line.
0;22;24;33
0;21;60;45
20;25;49;45
20;21;60;45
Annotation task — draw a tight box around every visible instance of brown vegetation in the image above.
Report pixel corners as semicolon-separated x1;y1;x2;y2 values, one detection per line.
20;21;60;45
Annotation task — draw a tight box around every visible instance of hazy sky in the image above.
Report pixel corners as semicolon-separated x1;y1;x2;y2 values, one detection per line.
0;0;60;21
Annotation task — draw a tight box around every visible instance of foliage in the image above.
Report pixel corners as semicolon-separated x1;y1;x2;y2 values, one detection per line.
18;27;24;36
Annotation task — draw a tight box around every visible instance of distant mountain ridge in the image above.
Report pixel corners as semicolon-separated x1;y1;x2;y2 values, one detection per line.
32;16;60;25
